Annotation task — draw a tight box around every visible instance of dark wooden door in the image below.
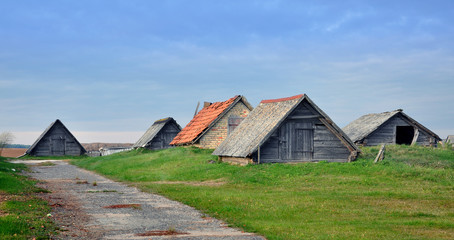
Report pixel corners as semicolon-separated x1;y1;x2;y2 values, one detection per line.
279;121;313;161
51;138;65;155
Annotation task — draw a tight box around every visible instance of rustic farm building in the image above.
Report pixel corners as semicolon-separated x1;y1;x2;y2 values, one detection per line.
213;94;359;165
170;95;253;149
133;117;181;150
446;135;454;144
342;109;441;146
26;119;86;156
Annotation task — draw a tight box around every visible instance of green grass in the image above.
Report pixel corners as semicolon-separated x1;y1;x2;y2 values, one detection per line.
72;146;454;240
0;156;56;239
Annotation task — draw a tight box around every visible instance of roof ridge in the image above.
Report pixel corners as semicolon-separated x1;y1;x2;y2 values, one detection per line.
260;94;304;103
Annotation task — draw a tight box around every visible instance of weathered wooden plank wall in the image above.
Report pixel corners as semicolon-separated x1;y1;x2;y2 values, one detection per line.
31;123;84;156
255;101;351;163
146;122;181;150
364;115;435;146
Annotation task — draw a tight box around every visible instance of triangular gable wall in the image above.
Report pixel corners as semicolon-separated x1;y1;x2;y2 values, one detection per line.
362;112;440;146
27;120;86;156
254;98;356;163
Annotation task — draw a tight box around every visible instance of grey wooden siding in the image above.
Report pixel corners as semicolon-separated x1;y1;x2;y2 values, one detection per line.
145;122;180;150
364;115;434;146
256;102;350;163
29;122;84;156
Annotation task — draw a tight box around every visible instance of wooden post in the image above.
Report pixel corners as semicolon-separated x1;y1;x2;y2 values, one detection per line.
374;144;386;163
411;128;419;146
257;145;261;164
194;101;200;117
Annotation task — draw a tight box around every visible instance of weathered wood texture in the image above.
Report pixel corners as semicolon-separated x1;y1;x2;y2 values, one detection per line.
257;103;350;163
214;94;359;164
133;118;181;150
374;144;386;163
27;119;86;156
146;122;181;150
362;115;437;146
343;110;441;147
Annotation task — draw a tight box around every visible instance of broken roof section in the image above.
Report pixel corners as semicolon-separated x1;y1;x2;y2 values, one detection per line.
133;117;181;148
170;95;253;146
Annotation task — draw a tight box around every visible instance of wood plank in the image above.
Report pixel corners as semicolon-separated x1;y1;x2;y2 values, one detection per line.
374;144;386;163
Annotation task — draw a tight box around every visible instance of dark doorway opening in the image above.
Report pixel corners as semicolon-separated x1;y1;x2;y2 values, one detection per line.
396;126;414;145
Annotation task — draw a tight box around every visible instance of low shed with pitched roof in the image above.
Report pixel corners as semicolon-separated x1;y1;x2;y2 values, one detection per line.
26;119;86;156
170;95;253;149
342;109;441;146
213;94;359;165
133;117;181;150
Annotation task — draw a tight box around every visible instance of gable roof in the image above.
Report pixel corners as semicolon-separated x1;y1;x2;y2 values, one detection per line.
342;109;441;143
26;119;86;154
446;135;454;143
133;117;181;148
170;95;253;146
213;94;359;158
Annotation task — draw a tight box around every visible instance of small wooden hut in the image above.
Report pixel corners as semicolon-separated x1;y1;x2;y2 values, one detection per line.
342;109;441;146
133;117;181;150
26;119;86;156
170;95;253;149
213;94;359;165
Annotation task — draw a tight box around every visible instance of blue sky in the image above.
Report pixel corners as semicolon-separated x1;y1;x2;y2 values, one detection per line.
1;0;453;144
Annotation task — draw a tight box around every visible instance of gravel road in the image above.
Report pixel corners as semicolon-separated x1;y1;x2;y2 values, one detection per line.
13;160;265;240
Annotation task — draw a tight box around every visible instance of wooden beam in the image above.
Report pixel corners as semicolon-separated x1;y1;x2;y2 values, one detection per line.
411;128;419;145
374;144;386;163
288;115;320;119
319;118;355;152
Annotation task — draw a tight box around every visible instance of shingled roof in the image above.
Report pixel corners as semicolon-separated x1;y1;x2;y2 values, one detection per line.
133;117;181;148
170;95;252;146
342;109;441;143
213;94;359;158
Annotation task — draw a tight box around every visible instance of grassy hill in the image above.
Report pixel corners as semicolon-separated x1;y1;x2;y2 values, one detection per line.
71;145;454;240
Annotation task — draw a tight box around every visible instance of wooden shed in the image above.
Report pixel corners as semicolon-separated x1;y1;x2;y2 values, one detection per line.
132;117;181;150
213;94;359;165
26;119;86;156
170;95;253;149
342;109;441;146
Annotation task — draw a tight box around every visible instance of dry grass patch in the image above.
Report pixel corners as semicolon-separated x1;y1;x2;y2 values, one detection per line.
395;226;454;240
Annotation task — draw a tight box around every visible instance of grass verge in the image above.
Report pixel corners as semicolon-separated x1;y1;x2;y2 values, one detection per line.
0;156;56;239
72;146;454;240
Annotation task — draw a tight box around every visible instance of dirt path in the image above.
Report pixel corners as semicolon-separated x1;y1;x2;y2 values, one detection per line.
13;160;264;240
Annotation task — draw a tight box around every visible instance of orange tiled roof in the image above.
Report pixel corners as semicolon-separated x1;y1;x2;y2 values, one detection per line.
170;96;239;145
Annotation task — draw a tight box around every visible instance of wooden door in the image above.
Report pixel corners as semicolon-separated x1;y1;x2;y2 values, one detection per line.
294;122;313;160
279;121;313;161
51;138;65;155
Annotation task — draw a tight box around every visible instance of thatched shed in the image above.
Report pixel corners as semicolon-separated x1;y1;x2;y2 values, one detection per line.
170;95;253;149
133;117;181;150
342;109;441;146
213;94;359;165
26;119;86;156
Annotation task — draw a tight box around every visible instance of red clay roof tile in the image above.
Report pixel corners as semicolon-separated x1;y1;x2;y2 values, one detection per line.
170;96;239;145
260;94;304;103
